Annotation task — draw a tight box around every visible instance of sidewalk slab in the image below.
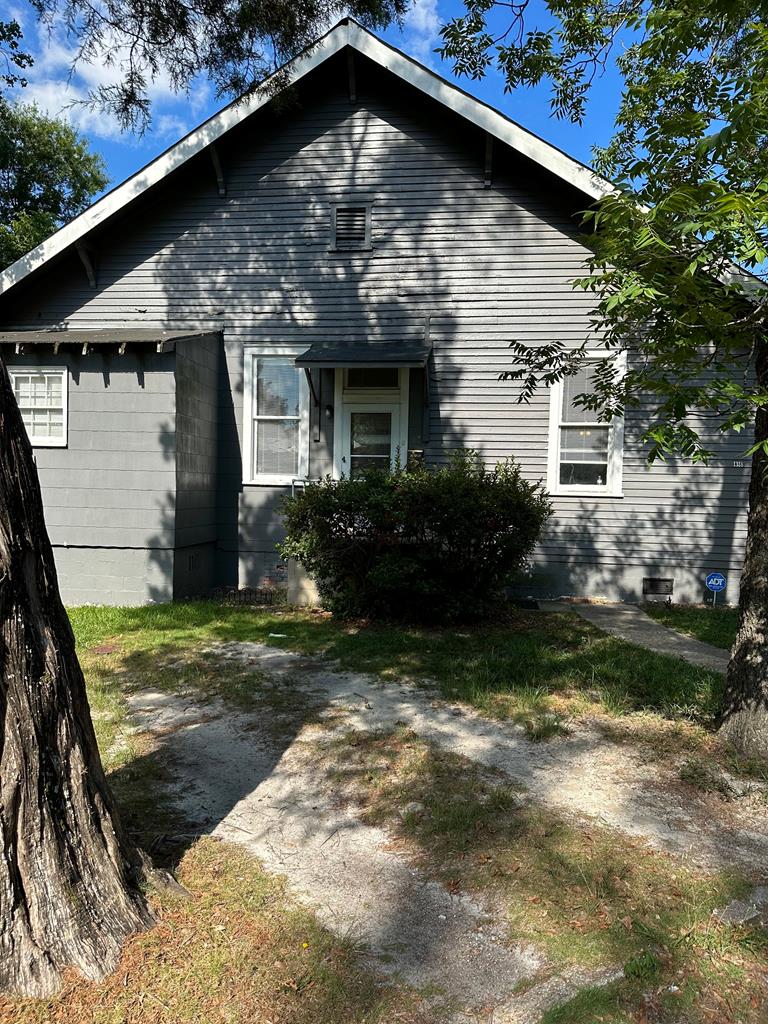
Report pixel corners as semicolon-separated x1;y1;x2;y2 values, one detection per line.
539;601;729;675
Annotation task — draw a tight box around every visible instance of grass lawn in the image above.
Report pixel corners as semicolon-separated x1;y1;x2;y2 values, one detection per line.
644;603;739;651
316;727;768;1024
2;837;433;1024
69;599;725;737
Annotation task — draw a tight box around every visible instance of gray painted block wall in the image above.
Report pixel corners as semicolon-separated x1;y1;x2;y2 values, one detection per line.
0;51;750;604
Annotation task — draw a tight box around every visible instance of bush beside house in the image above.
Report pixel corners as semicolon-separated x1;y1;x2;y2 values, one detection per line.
280;451;552;622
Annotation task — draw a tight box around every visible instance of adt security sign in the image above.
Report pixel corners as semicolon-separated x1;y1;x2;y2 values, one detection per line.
706;572;727;604
706;572;726;592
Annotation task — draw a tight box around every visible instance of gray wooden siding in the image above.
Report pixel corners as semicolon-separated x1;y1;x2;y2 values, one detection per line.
0;52;749;603
3;349;178;603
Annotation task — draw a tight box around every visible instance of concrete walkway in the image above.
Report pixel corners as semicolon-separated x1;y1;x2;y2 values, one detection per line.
128;640;767;1021
541;601;729;675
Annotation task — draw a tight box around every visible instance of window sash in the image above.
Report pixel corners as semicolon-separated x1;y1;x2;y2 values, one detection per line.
547;356;624;496
10;368;68;447
243;351;308;483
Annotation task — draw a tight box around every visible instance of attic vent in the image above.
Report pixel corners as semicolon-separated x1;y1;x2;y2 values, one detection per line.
334;205;370;249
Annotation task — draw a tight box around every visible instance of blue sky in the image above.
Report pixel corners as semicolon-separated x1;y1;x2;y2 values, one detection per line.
8;0;624;193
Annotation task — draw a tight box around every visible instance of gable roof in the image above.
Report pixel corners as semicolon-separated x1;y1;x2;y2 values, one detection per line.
0;19;612;298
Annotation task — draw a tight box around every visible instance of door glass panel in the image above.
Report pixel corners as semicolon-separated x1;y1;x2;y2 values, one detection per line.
349;411;391;478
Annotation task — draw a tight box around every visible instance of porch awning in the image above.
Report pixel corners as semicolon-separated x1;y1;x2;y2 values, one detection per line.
0;328;218;354
295;340;432;369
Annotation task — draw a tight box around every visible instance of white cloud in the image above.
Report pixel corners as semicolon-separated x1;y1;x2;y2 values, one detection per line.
403;0;441;64
155;113;191;140
12;16;215;144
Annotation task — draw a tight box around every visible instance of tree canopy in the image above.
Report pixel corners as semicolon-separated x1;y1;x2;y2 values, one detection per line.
0;99;109;269
0;19;32;90
23;0;408;134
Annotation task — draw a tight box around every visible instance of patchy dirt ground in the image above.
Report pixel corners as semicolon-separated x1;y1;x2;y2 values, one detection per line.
127;641;768;1022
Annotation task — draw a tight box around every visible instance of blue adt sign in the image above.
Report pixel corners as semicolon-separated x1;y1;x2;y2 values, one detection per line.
706;572;727;593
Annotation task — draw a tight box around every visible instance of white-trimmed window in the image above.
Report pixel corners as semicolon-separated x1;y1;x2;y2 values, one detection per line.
547;355;624;496
10;367;68;447
242;349;309;484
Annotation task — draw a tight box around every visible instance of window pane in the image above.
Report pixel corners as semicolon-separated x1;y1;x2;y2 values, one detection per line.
350;412;391;456
560;463;608;487
347;367;399;389
255;419;299;477
559;425;610;462
256;358;299;417
561;363;599;423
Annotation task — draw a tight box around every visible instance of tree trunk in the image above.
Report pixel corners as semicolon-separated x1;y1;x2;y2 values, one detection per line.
719;345;768;759
0;357;152;997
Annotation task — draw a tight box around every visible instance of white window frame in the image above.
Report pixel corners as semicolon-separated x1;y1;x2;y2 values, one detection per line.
547;351;625;498
9;366;68;448
242;347;309;486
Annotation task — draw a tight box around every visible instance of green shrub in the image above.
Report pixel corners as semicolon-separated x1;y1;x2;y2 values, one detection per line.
279;451;552;622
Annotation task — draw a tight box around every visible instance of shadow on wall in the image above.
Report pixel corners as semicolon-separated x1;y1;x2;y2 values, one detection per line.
16;50;747;606
145;61;464;595
516;463;744;605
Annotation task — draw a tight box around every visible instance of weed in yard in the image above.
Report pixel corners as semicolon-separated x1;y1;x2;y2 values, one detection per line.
316;728;768;1024
678;758;735;799
521;711;572;741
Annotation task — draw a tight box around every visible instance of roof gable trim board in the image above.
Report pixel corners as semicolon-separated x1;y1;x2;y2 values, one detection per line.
0;20;612;299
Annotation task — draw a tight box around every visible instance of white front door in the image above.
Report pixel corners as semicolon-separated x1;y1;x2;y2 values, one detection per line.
340;403;401;478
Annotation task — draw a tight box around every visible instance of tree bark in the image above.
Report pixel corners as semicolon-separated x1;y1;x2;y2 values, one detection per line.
0;357;152;997
719;344;768;759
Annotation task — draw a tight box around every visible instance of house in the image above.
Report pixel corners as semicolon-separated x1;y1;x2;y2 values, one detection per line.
0;20;748;606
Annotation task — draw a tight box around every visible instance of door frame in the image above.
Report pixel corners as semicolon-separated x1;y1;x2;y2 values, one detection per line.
332;368;409;478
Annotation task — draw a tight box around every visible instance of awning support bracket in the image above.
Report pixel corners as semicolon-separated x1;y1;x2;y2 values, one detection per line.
304;367;319;407
304;368;321;443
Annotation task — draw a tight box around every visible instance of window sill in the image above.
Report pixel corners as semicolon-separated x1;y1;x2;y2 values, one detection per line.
550;488;624;499
327;246;373;254
243;476;305;487
29;439;67;448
